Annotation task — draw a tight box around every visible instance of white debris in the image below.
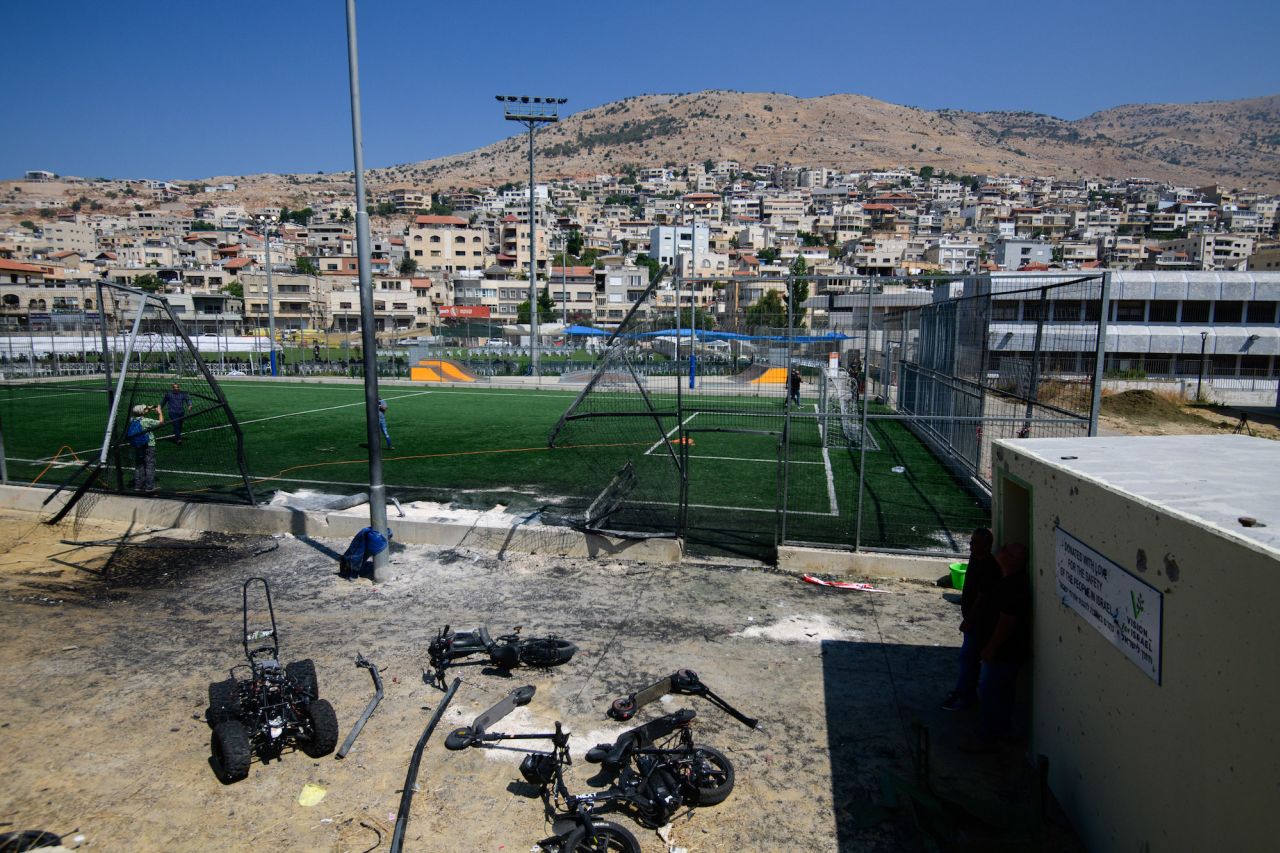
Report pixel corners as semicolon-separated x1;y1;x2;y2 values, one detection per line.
734;613;860;643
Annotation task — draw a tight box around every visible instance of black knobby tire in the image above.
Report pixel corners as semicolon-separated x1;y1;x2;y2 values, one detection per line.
211;720;251;783
286;659;318;698
684;745;735;806
301;698;339;757
518;638;577;668
207;678;240;725
574;820;640;853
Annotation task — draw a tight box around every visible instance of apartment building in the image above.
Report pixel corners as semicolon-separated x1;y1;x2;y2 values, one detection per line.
1167;233;1255;271
547;266;598;322
406;215;488;273
995;238;1053;271
649;224;710;268
924;237;980;274
240;272;332;332
497;215;549;274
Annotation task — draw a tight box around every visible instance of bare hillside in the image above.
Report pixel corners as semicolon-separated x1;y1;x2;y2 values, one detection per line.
370;90;1280;191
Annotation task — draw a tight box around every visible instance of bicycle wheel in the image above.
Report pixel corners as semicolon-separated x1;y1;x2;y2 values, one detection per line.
568;820;640;853
683;745;735;806
518;638;577;668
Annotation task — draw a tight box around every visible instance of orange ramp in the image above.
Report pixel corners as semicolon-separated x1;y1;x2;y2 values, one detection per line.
411;359;476;382
749;367;788;384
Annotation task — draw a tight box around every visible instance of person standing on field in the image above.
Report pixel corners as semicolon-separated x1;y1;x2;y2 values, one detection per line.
161;382;191;445
788;368;802;407
378;398;393;450
127;403;164;491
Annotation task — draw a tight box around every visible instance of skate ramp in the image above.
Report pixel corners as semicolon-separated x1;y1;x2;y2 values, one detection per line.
736;365;787;384
410;359;477;382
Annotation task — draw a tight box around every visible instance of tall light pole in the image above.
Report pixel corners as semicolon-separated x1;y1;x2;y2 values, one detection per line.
496;95;567;378
259;215;278;376
345;0;388;581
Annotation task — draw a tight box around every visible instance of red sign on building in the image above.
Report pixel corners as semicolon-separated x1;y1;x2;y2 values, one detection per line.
438;305;492;319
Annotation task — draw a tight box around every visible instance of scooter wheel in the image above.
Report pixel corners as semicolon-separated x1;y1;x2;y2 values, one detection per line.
608;697;636;721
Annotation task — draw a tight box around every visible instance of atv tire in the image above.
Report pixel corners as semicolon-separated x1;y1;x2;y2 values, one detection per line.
518;638;577;668
207;678;240;725
211;720;251;783
301;698;339;757
286;659;319;698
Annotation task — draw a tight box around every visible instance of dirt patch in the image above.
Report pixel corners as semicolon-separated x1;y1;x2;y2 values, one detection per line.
0;507;1082;852
1099;390;1280;440
1102;390;1203;426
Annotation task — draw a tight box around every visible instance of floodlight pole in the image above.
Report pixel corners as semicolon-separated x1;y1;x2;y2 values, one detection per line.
345;0;389;582
500;96;565;379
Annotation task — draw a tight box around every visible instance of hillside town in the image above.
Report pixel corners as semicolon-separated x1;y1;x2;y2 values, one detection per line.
2;162;1278;352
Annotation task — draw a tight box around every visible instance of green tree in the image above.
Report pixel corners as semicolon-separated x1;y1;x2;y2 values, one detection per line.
516;287;556;324
788;253;808;324
566;231;583;256
340;207;353;222
223;280;244;298
634;253;661;283
918;166;935;180
745;289;786;330
676;307;716;330
373;201;397;217
134;273;164;293
756;247;780;264
191;220;217;231
19;220;36;231
296;257;319;276
398;256;419;277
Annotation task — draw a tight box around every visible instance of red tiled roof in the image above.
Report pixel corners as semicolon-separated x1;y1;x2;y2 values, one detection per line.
0;259;47;273
549;266;595;277
49;250;79;259
861;204;896;212
413;215;468;226
501;214;519;223
1018;262;1051;271
224;257;254;269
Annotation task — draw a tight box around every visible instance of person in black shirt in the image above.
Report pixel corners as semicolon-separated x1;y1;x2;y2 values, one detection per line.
160;382;191;445
941;528;1000;711
787;368;802;406
964;541;1031;751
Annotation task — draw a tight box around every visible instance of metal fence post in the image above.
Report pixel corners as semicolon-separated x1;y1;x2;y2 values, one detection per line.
853;283;874;551
1089;272;1111;436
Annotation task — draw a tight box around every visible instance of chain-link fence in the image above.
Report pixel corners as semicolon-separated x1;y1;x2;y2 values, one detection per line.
548;272;1108;559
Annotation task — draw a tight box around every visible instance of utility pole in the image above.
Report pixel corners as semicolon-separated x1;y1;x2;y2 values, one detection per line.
496;95;566;378
345;0;389;582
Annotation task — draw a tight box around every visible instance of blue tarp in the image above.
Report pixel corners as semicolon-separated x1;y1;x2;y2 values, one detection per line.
564;324;609;336
339;526;390;577
632;329;848;343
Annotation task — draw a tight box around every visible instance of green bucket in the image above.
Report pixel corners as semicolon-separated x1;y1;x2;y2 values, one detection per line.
949;561;968;590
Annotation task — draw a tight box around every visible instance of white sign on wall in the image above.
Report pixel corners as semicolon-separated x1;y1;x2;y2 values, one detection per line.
1055;527;1163;683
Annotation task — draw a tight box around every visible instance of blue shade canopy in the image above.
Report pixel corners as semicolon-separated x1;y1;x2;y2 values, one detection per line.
564;324;609;336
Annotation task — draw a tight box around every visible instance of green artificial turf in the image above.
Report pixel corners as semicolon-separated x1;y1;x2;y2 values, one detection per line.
1;379;987;555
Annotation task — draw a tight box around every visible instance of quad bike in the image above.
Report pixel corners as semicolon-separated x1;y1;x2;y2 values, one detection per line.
426;624;576;688
205;578;339;783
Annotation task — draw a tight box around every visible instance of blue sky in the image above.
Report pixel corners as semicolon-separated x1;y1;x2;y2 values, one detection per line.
5;0;1277;180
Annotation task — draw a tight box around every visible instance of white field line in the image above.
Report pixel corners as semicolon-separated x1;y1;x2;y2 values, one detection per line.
644;412;699;456
686;453;822;466
630;499;833;518
821;446;838;515
40;390;435;463
219;381;581;400
4;389;109;402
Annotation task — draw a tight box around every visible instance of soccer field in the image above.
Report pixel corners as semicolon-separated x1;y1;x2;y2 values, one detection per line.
1;379;987;555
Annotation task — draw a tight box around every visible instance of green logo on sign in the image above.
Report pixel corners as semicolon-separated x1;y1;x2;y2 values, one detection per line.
1130;591;1145;620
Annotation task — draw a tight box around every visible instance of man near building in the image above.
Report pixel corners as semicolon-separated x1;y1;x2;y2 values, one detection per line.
787;368;802;407
161;382;191;445
964;541;1031;752
941;528;1001;711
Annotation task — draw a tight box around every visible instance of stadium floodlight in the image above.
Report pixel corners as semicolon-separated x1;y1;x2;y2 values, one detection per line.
496;94;568;378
